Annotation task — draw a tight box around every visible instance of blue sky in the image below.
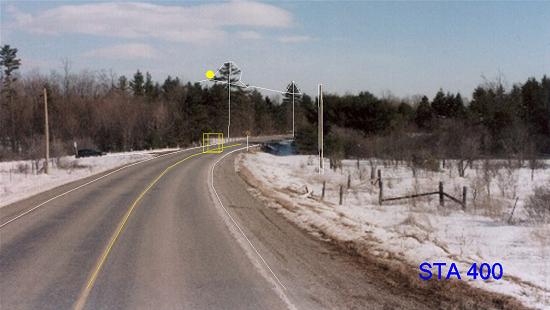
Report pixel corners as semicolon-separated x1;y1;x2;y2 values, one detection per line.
1;1;549;98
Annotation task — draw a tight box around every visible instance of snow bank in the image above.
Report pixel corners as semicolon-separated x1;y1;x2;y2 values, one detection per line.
240;152;550;309
0;148;179;207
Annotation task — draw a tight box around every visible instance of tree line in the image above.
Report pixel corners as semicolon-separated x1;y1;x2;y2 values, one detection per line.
295;76;550;164
1;44;549;161
0;47;301;159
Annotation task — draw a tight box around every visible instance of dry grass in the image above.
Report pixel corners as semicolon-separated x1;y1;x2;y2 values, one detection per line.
341;239;528;310
238;155;529;310
56;158;89;171
524;183;550;223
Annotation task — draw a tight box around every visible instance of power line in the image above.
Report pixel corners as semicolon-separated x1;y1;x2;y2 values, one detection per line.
198;79;302;95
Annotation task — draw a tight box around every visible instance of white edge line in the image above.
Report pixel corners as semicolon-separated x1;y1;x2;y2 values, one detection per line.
210;146;288;291
0;145;205;229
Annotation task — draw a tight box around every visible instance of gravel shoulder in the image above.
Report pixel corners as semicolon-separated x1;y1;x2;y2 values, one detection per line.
214;151;529;309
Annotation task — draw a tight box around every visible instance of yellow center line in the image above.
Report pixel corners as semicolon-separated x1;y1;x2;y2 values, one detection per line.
73;143;241;310
223;143;241;150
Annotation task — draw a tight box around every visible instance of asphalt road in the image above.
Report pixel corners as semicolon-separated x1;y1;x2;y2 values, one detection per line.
0;143;524;310
0;146;287;310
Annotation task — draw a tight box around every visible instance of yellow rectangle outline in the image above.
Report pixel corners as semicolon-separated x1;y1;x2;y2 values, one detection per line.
202;132;224;154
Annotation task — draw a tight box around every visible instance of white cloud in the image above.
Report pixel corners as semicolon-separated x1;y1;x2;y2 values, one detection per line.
237;31;262;40
7;5;32;25
83;43;159;60
12;1;293;44
277;35;312;43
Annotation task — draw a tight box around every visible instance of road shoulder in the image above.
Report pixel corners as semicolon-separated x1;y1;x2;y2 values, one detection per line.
217;151;529;309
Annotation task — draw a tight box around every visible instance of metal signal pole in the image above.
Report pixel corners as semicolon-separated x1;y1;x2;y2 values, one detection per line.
44;87;50;174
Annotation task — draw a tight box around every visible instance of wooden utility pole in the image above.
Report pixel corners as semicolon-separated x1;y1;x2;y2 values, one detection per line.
318;84;324;174
227;63;231;141
44;87;50;174
378;169;383;205
292;81;295;138
439;182;444;207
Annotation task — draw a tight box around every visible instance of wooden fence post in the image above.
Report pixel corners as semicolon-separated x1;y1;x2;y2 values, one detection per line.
439;182;444;207
339;185;343;205
322;181;326;200
378;169;383;205
462;186;467;210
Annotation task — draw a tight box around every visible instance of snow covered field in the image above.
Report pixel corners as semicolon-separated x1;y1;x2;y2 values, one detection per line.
0;148;179;207
239;152;550;309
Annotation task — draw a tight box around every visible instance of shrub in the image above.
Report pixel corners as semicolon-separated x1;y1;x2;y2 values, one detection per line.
524;183;550;223
16;163;30;174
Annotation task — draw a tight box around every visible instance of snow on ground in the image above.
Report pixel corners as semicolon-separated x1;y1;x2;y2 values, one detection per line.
0;148;179;207
240;152;550;309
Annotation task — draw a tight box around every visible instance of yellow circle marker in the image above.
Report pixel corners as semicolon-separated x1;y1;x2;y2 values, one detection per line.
205;70;215;79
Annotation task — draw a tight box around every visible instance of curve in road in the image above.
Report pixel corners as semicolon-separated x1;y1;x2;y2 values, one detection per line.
0;144;288;310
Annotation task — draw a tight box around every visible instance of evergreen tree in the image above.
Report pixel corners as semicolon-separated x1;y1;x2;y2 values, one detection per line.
213;61;242;85
281;81;301;133
521;77;550;147
415;96;433;129
469;86;492;121
283;81;301;104
397;102;414;121
450;93;466;118
431;89;446;117
117;75;128;92
144;72;155;99
211;62;245;137
130;70;144;96
0;45;22;151
0;45;21;90
162;76;181;98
